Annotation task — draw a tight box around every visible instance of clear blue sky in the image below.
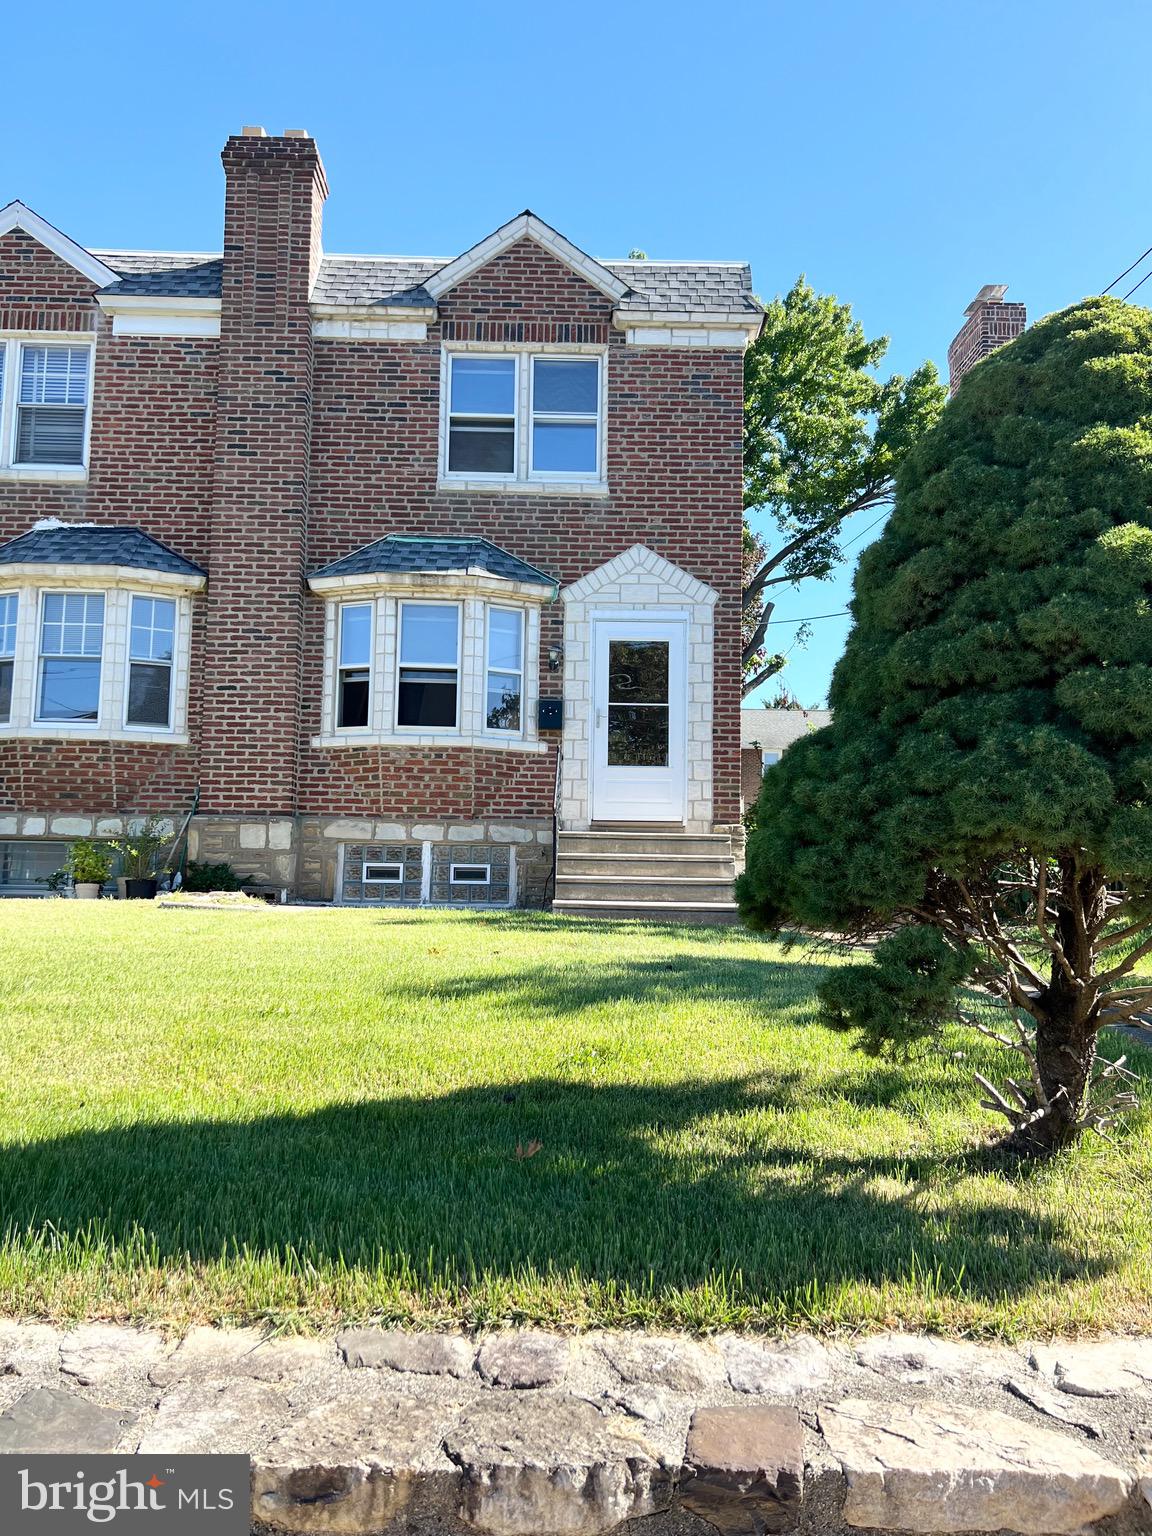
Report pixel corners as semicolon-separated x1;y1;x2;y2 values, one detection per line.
2;1;1145;705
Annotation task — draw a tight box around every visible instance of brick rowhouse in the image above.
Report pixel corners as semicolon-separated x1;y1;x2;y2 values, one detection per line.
0;129;761;904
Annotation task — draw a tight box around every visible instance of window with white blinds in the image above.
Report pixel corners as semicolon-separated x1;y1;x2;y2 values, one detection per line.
0;339;93;471
15;346;90;465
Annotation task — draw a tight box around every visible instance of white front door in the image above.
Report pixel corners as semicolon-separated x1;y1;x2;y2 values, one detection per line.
591;619;686;823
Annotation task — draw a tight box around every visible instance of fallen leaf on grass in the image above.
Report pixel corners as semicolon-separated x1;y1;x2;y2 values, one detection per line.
515;1140;543;1160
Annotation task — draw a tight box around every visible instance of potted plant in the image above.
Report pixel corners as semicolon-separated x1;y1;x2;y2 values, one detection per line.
110;816;172;900
68;839;113;900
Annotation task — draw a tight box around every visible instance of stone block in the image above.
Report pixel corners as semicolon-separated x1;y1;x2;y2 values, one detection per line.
374;823;406;841
323;821;374;840
444;1396;673;1536
21;816;46;835
60;1325;165;1387
722;1335;832;1396
448;823;486;842
138;1376;293;1455
240;823;268;850
269;821;294;850
489;824;534;844
819;1396;1132;1533
411;824;445;841
0;816;16;835
95;817;124;836
680;1404;803;1534
477;1332;568;1389
339;1330;475;1380
0;1388;137;1454
51;814;92;836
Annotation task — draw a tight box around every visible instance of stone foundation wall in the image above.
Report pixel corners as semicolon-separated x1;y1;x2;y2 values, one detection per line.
188;813;555;906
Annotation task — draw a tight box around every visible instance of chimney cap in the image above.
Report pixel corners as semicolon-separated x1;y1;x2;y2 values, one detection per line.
240;125;267;138
965;283;1009;316
283;128;310;139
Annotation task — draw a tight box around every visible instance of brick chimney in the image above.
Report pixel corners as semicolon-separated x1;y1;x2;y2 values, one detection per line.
201;129;328;817
947;285;1027;394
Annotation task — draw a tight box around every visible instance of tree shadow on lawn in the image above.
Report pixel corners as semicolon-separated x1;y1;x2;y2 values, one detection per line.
0;1071;1117;1308
388;952;835;1023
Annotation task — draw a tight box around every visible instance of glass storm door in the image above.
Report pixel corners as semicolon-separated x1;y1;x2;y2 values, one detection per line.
591;620;686;822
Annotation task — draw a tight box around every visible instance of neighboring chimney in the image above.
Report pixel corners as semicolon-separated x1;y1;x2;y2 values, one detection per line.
947;285;1027;394
200;131;328;819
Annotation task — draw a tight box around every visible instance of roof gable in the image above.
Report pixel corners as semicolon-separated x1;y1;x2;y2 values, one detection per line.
0;202;119;289
424;212;629;304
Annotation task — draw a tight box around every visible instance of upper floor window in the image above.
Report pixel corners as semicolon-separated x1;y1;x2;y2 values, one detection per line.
0;341;93;471
443;351;603;486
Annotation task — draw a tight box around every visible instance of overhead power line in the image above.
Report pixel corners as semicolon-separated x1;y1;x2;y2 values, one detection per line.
1103;243;1152;296
766;608;850;625
1122;267;1152;302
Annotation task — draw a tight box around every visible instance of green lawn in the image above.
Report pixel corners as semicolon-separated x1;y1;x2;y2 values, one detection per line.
0;901;1149;1337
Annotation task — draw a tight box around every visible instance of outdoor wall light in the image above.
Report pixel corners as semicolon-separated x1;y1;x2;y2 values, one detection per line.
548;646;564;672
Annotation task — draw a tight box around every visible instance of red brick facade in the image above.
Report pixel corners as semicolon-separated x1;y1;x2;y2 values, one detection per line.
0;133;749;899
947;286;1027;393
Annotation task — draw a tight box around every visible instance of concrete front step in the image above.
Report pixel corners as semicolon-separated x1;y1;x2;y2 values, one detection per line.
552;899;740;925
558;853;735;879
559;832;732;857
556;876;736;904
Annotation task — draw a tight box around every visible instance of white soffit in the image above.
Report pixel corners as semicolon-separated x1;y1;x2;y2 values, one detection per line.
0;201;119;289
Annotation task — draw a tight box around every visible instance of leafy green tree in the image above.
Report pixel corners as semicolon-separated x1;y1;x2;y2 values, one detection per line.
742;279;945;694
738;297;1152;1155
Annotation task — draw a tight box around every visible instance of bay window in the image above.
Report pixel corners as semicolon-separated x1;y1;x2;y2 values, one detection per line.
0;340;93;472
397;603;460;729
337;603;372;728
0;593;15;722
38;592;104;722
442;350;604;487
126;595;176;728
486;607;523;732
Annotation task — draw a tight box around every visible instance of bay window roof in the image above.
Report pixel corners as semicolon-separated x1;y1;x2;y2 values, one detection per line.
308;536;556;591
0;523;206;585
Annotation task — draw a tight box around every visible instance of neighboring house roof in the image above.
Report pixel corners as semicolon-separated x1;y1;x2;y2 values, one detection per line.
740;707;832;752
308;535;557;588
0;523;206;578
95;252;224;298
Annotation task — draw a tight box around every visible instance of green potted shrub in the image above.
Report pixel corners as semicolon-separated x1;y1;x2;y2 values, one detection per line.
110;816;172;900
69;840;113;900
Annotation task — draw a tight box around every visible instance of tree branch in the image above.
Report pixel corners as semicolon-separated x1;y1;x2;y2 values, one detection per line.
742;484;888;609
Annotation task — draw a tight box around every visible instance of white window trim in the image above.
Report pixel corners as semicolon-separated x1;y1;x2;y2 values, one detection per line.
123;594;178;733
438;342;608;494
334;601;374;735
483;604;525;739
0;590;17;725
0;577;194;745
443;353;520;485
395;599;462;734
450;863;491;885
312;589;548;753
527;355;601;483
363;860;404;884
761;750;780;771
0;334;95;480
35;588;106;727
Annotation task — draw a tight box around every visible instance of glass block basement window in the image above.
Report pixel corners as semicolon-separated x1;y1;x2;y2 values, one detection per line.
341;844;423;904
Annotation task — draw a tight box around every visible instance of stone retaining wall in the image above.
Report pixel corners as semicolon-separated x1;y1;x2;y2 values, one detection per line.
0;1324;1148;1535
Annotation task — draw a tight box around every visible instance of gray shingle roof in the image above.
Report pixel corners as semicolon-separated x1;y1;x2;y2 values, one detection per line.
90;251;760;316
741;707;832;751
95;252;224;298
0;524;206;577
310;536;556;587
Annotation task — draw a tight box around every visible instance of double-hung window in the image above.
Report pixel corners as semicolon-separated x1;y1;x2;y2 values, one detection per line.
337;603;372;729
485;608;524;732
444;352;603;484
447;357;517;475
126;596;176;728
37;592;104;722
0;593;16;723
14;345;90;467
397;603;460;729
530;358;600;476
